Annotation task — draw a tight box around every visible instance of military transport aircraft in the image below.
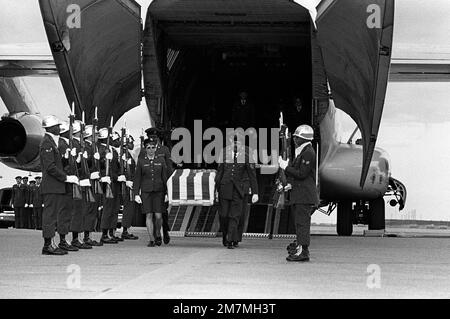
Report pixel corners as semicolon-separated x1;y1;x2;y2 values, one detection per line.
3;0;448;236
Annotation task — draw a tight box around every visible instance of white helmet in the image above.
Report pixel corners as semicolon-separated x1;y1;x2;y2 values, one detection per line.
59;121;69;134
98;128;109;140
83;125;93;138
293;125;314;140
73;120;82;134
42;115;60;128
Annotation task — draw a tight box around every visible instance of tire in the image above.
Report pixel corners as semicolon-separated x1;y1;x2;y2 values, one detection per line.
337;201;353;236
368;198;385;230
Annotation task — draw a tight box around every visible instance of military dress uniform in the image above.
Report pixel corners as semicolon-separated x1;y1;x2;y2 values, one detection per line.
22;181;33;229
215;146;259;248
12;180;25;229
99;143;122;243
121;150;138;240
30;180;43;230
284;141;319;260
139;139;173;243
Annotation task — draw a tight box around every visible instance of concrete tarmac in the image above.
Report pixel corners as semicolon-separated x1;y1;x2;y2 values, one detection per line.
1;227;450;299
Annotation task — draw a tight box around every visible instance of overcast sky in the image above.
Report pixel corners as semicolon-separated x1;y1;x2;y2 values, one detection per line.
0;0;450;222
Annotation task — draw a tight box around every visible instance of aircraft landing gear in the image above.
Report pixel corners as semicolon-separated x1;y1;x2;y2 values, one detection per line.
368;197;385;230
337;200;353;236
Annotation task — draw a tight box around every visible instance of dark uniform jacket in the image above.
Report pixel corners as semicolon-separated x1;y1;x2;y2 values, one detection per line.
39;133;67;195
285;143;319;205
139;144;173;176
30;184;43;207
215;146;259;200
12;183;26;207
133;155;169;195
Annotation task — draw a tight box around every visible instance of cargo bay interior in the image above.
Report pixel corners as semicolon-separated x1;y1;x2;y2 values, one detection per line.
146;0;314;234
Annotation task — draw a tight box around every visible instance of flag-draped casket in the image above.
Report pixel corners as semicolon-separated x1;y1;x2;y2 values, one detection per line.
167;169;216;206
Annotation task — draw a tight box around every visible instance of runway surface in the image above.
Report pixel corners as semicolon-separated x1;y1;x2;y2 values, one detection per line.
1;227;450;299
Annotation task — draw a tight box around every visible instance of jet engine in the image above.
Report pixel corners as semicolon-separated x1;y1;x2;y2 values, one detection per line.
0;112;44;171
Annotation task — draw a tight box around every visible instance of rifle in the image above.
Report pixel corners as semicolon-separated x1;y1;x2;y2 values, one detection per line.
69;103;82;200
80;111;96;203
273;111;291;210
92;107;103;195
104;116;114;199
119;124;127;199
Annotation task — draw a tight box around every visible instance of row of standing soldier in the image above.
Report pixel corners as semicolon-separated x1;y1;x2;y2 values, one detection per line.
38;107;172;255
12;175;43;230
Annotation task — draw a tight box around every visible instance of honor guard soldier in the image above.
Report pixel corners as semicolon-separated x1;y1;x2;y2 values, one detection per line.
57;121;80;252
22;176;32;229
142;127;173;244
40;115;79;255
82;125;103;246
119;133;139;240
98;128;122;244
31;176;43;230
28;180;36;229
215;132;259;249
278;125;319;262
12;176;24;229
134;137;169;247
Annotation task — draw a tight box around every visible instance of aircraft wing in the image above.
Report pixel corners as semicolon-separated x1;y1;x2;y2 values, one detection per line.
38;0;143;127
315;0;394;187
390;58;450;82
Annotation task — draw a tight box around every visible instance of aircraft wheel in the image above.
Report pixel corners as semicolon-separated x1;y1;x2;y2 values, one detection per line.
368;198;385;230
337;201;353;236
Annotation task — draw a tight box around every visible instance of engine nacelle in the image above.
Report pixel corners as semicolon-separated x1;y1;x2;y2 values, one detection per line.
0;113;44;172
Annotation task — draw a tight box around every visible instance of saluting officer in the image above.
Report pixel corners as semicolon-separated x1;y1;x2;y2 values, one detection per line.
120;134;139;240
215;132;259;249
31;176;43;230
278;125;319;262
141;128;173;244
134;137;169;247
98;128;122;244
81;125;103;246
12;176;24;229
40;115;79;255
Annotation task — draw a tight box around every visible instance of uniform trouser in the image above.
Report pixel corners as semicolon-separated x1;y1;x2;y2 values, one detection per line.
33;207;43;230
237;195;249;242
56;193;73;236
292;204;313;247
122;194;135;229
70;196;84;233
82;199;98;233
42;193;68;239
101;182;120;230
14;207;23;228
219;190;243;243
162;206;170;233
25;208;33;229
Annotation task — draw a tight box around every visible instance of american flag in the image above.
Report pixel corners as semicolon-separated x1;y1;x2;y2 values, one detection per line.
167;169;217;206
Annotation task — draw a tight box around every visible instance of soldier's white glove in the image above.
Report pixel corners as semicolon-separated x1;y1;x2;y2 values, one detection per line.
117;175;126;182
64;148;70;159
82;151;88;159
90;171;100;180
80;179;91;187
105;152;113;160
134;195;142;204
94;152;100;160
29;204;33;208
164;195;168;202
121;154;127;162
98;206;103;211
42;204;44;207
66;175;79;185
284;183;292;191
76;153;82;163
252;194;259;204
126;181;133;189
278;156;289;170
24;203;28;208
70;148;77;157
101;176;111;184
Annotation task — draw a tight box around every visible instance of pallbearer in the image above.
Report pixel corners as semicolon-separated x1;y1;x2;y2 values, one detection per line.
40;115;79;255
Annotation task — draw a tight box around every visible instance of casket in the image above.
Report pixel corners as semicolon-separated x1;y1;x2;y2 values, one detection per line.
167;169;217;206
